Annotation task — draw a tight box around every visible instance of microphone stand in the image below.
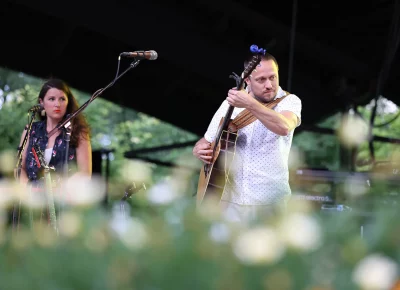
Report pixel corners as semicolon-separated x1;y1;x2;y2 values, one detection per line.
57;120;72;218
63;122;72;179
47;58;142;209
13;110;37;228
15;111;37;180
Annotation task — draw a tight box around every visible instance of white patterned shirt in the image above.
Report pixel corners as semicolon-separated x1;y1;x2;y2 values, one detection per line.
204;87;302;205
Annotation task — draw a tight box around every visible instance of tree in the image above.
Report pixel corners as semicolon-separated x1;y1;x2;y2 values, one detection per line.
0;67;200;200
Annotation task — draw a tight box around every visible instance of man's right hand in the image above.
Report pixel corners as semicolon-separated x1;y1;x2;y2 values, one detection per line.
193;138;213;164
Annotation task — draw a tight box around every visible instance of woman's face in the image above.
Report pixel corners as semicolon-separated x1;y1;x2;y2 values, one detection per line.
40;88;69;121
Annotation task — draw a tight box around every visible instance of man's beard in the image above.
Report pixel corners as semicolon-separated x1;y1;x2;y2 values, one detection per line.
253;91;276;103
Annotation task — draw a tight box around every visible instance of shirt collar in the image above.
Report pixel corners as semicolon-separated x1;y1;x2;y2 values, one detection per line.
274;86;286;100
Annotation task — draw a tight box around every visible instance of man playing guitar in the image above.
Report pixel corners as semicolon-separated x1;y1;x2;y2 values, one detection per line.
193;48;302;225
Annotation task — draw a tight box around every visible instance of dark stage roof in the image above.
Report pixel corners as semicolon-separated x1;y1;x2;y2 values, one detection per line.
2;0;399;136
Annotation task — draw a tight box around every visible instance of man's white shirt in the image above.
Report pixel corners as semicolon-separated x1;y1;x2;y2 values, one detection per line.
204;87;302;205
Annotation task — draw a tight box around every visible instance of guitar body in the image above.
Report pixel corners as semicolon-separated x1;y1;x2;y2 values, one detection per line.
196;121;238;206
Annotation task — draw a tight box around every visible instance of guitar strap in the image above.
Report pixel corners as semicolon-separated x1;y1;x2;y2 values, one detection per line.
228;90;290;132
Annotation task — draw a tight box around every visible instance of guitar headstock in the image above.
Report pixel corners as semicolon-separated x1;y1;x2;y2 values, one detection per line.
32;143;54;171
32;144;45;166
230;44;265;89
242;54;262;80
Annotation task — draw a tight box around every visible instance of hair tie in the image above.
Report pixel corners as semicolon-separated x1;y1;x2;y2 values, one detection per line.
250;44;266;55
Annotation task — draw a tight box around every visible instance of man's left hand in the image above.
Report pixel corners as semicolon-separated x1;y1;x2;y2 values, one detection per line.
227;88;254;108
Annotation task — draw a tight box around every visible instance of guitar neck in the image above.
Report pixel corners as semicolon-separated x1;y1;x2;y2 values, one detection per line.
224;105;235;127
214;76;246;145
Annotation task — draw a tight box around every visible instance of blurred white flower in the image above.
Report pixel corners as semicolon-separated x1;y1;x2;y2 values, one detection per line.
209;222;231;244
0;150;16;175
344;175;369;198
278;213;322;252
337;114;369;148
146;180;180;205
196;196;223;221
109;203;130;234
366;96;399;115
110;213;148;250
58;211;82;238
17;184;48;210
164;206;183;226
145;153;195;205
0;179;18;209
286;197;315;214
57;174;106;207
120;160;152;185
288;145;305;169
232;226;285;265
33;222;58;247
352;253;398;290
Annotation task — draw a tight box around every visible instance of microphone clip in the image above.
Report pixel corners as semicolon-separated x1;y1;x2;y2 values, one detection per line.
28;104;43;113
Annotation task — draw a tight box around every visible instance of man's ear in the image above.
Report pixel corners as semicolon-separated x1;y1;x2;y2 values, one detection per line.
244;78;251;92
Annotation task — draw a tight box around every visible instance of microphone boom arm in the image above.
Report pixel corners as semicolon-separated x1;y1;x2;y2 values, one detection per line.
48;59;141;138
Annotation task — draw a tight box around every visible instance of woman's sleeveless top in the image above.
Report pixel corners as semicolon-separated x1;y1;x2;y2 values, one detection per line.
25;121;77;186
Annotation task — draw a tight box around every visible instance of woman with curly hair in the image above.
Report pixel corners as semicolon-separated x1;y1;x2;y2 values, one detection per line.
16;79;92;227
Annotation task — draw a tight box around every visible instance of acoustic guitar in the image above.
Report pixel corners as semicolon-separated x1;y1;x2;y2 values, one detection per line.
196;53;262;206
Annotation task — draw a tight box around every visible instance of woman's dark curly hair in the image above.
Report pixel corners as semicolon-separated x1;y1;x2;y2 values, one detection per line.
37;78;90;147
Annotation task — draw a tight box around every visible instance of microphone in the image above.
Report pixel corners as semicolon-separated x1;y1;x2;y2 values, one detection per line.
28;104;43;113
120;50;158;60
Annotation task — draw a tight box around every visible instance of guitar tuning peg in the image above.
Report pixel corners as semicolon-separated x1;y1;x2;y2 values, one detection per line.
229;72;241;87
230;72;240;79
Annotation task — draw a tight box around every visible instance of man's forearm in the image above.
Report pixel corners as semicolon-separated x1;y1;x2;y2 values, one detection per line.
248;101;293;136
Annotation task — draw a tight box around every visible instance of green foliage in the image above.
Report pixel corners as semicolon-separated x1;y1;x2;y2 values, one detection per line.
0;69;41;153
354;101;400;171
293;131;341;170
0;67;200;189
0;194;399;290
293;98;400;172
